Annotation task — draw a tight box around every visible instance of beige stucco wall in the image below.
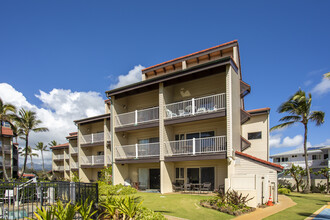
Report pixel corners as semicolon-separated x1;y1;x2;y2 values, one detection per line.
242;114;269;161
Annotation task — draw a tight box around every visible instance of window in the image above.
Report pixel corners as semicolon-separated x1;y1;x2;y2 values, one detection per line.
248;132;262;140
138;137;159;144
324;154;328;160
292;155;297;158
281;157;288;162
312;155;321;160
97;171;102;180
97;151;104;155
175;168;184;185
175;134;185;141
275;158;280;162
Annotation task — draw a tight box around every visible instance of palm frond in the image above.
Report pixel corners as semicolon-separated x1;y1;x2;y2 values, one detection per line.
270;121;296;131
309;111;325;126
279;115;301;122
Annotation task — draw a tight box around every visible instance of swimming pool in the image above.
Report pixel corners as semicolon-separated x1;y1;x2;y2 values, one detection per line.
6;209;28;219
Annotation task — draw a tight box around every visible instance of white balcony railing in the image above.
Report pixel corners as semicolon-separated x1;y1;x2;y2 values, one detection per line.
53;165;64;171
65;165;70;171
53;154;64;160
165;93;226;119
65;154;69;159
165;136;227;156
81;155;105;165
0;145;11;152
116;143;160;159
71;147;78;154
0;160;11;166
115;107;159;127
278;160;328;169
71;162;79;169
81;132;110;144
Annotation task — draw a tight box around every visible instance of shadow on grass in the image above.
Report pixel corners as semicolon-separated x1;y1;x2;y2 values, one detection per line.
297;212;313;217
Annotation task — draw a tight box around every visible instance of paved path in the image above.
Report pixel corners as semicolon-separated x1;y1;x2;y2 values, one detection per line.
234;195;296;220
165;215;189;220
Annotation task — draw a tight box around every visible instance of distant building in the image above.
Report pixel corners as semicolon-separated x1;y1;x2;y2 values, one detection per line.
270;146;329;170
0;122;19;179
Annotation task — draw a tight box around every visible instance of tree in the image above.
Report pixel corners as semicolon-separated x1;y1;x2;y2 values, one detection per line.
284;164;307;192
314;167;330;194
0;98;16;181
324;72;330;79
48;140;58;148
34;142;49;173
19;146;38;170
271;89;325;192
14;109;48;176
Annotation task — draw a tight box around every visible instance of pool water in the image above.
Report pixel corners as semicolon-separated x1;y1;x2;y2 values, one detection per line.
7;209;28;219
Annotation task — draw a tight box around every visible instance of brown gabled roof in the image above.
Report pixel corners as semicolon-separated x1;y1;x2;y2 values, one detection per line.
74;113;110;125
66;132;78;139
50;143;69;149
235;151;283;170
1;127;14;136
19;173;35;177
142;40;238;72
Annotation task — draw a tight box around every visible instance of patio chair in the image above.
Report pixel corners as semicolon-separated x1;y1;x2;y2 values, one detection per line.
172;183;183;192
166;109;177;118
184;183;192;192
201;182;212;192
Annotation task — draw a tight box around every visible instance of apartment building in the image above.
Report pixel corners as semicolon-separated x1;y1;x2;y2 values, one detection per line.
105;40;283;207
50;143;69;180
0;124;19;179
271;146;329;170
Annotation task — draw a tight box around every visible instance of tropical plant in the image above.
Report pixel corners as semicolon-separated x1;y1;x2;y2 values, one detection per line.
0;98;16;181
30;206;55;220
52;200;79;220
284;164;307;192
19;146;39;170
116;196;143;219
324;72;330;79
278;188;291;195
271;89;325;192
14;108;49;176
98;166;112;184
99;196;117;219
314;167;329;193
48;140;58;148
34;142;49;172
71;171;80;182
78;199;97;220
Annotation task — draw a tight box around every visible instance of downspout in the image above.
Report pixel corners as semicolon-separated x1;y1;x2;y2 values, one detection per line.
107;94;114;186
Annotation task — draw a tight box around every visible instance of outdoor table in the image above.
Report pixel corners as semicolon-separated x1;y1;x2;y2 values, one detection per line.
191;183;203;192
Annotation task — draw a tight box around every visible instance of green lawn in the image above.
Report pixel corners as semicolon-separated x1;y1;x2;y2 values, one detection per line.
136;192;233;220
265;193;330;220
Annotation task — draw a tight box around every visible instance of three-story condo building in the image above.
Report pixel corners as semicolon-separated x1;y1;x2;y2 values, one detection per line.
105;40;283;207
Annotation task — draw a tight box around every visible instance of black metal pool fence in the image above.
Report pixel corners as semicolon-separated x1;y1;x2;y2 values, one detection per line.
0;180;98;219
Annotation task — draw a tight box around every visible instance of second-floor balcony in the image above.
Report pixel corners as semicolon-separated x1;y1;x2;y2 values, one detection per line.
64;165;70;171
165;93;226;119
278;159;328;169
164;136;227;157
71;147;78;154
81;155;111;166
116;107;159;128
0;145;12;153
81;132;110;145
71;162;79;169
53;165;64;171
53;154;64;160
115;143;160;160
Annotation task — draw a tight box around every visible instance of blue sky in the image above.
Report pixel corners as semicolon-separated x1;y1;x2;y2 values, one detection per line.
0;0;330;165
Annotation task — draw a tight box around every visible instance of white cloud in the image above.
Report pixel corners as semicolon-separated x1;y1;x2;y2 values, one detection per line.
304;80;313;87
312;77;330;95
110;65;145;89
270;134;304;148
0;83;105;168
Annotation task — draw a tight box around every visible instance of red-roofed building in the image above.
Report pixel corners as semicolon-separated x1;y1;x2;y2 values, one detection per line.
0;125;19;179
103;40;281;207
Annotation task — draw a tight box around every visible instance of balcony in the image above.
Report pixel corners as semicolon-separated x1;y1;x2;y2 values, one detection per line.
164;136;227;160
65;154;70;160
165;93;226;124
81;155;110;166
115;143;160;161
0;160;11;167
279;160;328;169
64;165;70;171
0;145;12;154
71;147;78;154
53;154;64;160
115;107;159;128
53;165;64;171
81;132;110;145
71;162;79;169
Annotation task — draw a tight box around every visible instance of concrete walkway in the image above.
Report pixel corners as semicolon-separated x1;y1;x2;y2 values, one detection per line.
234;195;296;220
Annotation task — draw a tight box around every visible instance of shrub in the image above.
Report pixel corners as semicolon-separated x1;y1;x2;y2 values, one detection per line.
99;182;137;197
278;188;291;194
136;207;167;220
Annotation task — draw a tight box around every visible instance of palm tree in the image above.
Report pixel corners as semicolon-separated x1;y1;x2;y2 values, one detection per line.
14;108;49;176
48;140;58;148
0;98;16;181
34;142;48;172
19;146;38;170
271;89;325;192
324;72;330;79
